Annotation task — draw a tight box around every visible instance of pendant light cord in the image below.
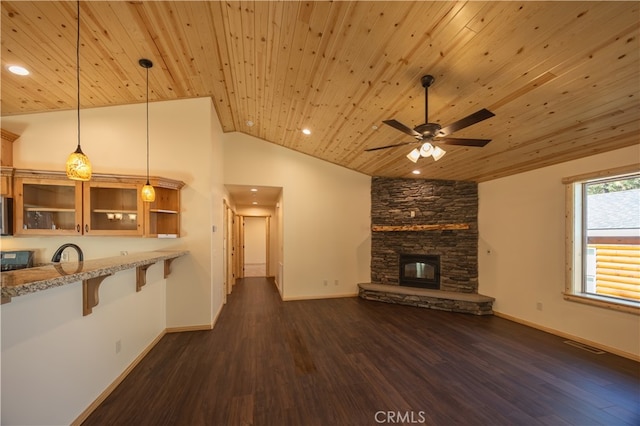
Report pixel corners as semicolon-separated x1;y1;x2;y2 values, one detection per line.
146;64;150;185
76;0;81;149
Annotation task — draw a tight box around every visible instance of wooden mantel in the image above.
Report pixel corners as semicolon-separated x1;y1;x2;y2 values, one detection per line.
371;223;470;232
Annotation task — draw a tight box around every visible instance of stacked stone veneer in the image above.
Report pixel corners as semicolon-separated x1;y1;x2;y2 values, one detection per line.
371;176;478;293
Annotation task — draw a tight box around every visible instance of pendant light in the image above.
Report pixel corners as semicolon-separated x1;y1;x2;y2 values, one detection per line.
139;58;155;202
65;0;92;181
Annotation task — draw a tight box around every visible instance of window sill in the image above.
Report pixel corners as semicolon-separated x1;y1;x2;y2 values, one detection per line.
563;292;640;315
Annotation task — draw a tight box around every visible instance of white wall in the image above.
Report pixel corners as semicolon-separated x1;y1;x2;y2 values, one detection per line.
224;132;371;300
0;97;225;424
478;145;640;358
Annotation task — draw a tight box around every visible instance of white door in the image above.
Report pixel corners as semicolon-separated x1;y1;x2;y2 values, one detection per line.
243;216;267;277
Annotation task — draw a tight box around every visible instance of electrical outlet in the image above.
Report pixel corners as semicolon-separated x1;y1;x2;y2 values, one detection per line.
334;280;339;286
536;302;543;311
115;340;122;354
323;280;328;286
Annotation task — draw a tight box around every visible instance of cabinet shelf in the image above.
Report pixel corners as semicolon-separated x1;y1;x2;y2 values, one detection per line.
92;209;138;214
150;209;178;214
25;207;76;212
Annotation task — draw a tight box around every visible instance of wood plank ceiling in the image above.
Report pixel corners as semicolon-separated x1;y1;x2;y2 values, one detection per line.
1;1;639;182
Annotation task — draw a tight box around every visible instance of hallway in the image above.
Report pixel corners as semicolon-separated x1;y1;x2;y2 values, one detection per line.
84;277;640;425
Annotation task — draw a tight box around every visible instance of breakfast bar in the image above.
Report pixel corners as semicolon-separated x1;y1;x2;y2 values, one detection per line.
1;250;188;315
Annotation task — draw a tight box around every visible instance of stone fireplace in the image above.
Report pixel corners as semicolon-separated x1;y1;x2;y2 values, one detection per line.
360;177;494;315
370;177;478;293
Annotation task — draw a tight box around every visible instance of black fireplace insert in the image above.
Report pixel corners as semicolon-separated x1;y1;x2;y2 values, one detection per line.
399;254;440;289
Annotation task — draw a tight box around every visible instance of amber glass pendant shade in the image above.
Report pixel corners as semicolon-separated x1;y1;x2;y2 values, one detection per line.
66;145;92;181
66;0;92;181
141;183;155;202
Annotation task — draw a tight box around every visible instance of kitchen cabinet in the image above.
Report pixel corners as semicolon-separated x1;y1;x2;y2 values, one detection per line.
14;170;83;236
144;177;183;238
83;178;144;236
1;129;19;197
1;167;14;197
12;169;184;237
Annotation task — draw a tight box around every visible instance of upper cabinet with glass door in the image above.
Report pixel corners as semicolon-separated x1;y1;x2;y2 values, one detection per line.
83;178;144;236
12;169;184;238
13;170;83;236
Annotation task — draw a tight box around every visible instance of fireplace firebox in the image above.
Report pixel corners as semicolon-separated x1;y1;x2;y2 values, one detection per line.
399;254;440;289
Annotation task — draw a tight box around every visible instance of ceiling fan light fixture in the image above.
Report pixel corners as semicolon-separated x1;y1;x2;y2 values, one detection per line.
407;148;420;163
432;146;446;161
419;142;433;158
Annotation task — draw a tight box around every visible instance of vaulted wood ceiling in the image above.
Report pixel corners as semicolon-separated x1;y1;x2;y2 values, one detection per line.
1;1;638;182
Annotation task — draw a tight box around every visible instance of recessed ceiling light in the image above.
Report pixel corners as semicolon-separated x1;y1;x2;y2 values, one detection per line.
250;188;258;192
412;170;421;175
246;120;254;127
372;125;378;130
302;128;311;135
252;201;258;205
7;65;29;76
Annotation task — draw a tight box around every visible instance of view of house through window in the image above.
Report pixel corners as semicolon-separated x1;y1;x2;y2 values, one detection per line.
582;174;640;304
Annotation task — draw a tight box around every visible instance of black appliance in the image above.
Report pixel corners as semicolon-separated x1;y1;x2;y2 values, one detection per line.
1;250;35;272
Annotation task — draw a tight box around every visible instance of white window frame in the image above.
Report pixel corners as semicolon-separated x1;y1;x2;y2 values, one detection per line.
563;164;640;315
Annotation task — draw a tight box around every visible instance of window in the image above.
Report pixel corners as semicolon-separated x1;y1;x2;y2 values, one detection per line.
564;165;640;314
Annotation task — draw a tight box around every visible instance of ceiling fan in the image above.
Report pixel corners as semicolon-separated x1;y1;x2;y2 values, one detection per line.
366;75;495;162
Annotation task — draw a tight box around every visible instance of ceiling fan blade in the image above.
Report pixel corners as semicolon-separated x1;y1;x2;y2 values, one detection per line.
435;137;491;147
437;108;495;137
365;141;419;152
382;119;421;137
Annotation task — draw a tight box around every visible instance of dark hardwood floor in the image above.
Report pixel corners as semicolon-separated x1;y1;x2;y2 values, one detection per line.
84;277;640;426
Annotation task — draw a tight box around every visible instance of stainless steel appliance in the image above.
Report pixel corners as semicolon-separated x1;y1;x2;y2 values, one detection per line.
0;197;13;236
1;250;35;271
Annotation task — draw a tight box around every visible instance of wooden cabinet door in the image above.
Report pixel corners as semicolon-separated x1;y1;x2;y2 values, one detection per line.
14;176;83;236
83;181;144;236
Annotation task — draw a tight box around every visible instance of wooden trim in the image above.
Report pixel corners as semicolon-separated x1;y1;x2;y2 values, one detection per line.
561;163;640;184
165;324;214;333
1;129;20;142
588;236;640;245
565;183;576;295
372;223;470;232
12;168;185;189
70;330;167;426
282;292;358;301
493;311;640;362
562;292;640;315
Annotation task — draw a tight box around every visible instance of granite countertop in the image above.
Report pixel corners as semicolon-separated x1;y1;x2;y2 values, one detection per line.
1;250;188;300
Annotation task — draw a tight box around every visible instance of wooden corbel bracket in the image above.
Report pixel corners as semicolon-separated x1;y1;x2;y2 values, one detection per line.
164;258;176;278
83;274;113;316
136;264;153;292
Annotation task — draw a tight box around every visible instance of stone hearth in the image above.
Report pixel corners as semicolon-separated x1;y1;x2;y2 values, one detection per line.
358;283;494;315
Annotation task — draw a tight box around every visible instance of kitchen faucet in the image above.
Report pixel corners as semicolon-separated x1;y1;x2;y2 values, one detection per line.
51;243;84;263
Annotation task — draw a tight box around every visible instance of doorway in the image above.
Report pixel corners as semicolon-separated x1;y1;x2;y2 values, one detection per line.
243;216;269;277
